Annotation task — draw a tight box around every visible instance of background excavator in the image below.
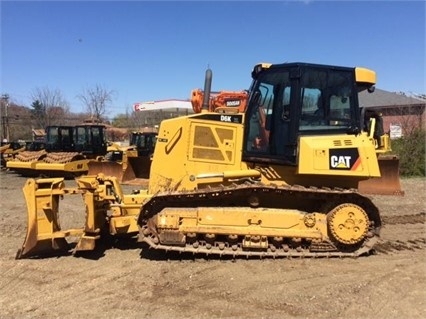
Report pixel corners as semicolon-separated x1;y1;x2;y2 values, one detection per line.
17;61;402;259
191;88;248;113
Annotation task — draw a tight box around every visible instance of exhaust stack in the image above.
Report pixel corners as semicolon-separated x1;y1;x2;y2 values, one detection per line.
201;68;212;111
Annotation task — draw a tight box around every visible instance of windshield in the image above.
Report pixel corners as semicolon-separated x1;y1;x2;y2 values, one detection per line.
299;68;355;132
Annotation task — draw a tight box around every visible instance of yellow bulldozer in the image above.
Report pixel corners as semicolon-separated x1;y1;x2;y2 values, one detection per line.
87;127;158;184
17;61;403;259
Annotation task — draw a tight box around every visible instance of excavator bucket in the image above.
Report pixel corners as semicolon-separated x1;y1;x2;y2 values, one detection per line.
87;160;124;181
121;156;152;184
358;155;404;195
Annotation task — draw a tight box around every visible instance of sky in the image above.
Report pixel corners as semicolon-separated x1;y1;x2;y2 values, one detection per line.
1;0;425;119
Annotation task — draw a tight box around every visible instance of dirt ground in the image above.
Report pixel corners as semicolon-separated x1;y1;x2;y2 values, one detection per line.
0;170;424;319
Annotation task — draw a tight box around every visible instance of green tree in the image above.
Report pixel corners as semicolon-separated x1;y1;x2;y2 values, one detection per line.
30;100;45;128
392;128;425;177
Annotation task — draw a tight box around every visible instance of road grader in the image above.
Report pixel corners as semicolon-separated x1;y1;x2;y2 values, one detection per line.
17;61;402;259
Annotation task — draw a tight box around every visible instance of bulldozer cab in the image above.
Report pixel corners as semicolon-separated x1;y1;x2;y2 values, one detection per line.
121;130;158;182
243;63;366;163
130;131;157;157
73;124;108;157
241;62;402;194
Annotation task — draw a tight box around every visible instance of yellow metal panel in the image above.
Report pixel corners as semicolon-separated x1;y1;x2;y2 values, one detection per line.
355;67;376;85
157;207;328;239
149;113;251;193
298;134;380;177
6;161;38;169
110;216;138;234
35;160;89;172
189;123;237;165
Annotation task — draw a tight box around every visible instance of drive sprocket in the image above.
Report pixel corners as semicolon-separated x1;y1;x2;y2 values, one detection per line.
327;203;369;245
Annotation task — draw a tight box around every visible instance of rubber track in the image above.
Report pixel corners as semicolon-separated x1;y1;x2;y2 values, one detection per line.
138;183;382;258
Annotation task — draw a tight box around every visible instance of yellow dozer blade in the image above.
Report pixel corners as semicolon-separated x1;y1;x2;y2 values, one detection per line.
121;156;151;184
17;178;74;258
87;156;151;185
358;155;404;195
16;177;113;258
87;159;125;181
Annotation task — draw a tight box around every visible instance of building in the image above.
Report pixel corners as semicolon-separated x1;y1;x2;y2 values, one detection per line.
359;89;425;138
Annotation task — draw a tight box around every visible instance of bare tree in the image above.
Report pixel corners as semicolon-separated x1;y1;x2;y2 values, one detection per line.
30;87;70;128
77;85;115;122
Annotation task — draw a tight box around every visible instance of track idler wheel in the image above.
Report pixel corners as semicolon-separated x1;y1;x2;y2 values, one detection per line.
327;203;369;245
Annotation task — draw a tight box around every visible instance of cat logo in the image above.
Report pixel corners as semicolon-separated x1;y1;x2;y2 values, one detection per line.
329;148;360;170
331;156;351;168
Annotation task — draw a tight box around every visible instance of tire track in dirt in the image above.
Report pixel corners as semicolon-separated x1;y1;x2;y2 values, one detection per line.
375;212;425;254
382;212;425;225
374;238;425;254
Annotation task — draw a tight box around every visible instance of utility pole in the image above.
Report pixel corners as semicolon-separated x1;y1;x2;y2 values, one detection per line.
1;94;10;142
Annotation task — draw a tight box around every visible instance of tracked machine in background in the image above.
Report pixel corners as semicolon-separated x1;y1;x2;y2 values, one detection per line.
7;123;108;178
6;126;68;176
1;141;27;169
87;128;158;183
191;88;248;113
357;109;403;195
17;62;402;259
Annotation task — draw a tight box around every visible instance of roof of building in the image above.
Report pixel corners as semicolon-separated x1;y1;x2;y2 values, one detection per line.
359;89;425;108
133;99;193;112
32;129;45;137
